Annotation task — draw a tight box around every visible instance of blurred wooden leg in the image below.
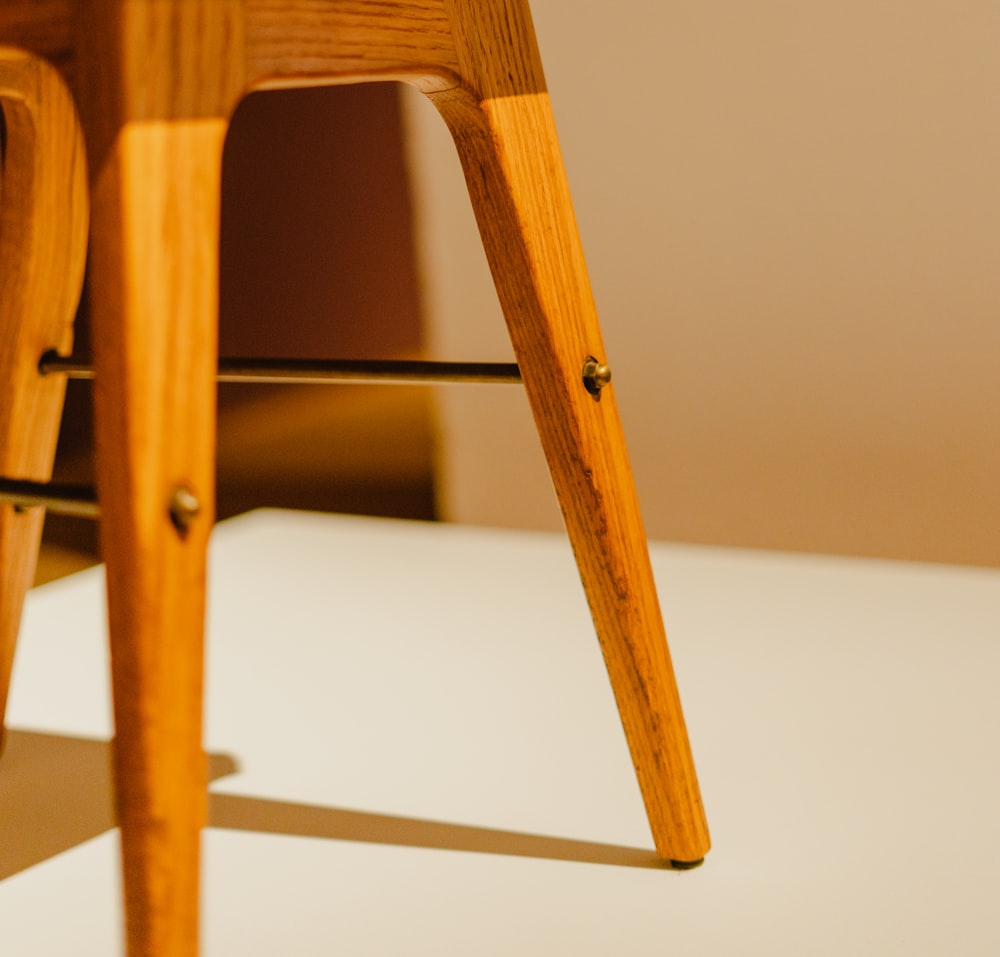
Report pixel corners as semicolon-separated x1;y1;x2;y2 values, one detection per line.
76;4;244;952
430;0;710;864
0;49;87;748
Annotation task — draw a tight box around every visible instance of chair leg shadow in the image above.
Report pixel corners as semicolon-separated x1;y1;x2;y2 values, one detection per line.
208;793;668;870
1;727;675;881
0;728;238;880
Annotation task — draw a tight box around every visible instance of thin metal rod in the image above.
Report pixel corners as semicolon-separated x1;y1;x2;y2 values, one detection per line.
0;478;99;518
215;357;523;385
39;353;523;385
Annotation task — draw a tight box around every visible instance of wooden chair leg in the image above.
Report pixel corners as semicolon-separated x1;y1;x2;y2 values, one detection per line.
0;49;88;747
429;2;710;864
87;124;223;957
75;7;244;953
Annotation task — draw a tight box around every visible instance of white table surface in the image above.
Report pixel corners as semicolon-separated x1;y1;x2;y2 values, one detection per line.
2;509;998;955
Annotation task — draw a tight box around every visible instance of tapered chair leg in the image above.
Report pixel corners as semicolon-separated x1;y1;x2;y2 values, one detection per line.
87;123;224;957
0;49;88;747
75;6;244;952
429;1;710;865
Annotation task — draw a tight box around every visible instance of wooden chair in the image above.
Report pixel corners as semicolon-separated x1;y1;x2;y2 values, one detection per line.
0;3;710;954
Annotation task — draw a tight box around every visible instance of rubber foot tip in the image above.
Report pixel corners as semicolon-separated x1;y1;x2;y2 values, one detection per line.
669;857;704;871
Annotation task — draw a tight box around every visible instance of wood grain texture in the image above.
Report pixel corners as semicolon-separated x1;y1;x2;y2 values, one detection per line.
245;0;460;92
429;0;710;863
0;47;87;745
70;4;245;954
0;2;73;74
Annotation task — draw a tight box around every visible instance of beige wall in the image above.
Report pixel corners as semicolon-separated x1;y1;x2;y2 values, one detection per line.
404;0;999;566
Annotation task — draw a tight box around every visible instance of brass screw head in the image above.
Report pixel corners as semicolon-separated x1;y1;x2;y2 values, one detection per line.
169;484;201;535
582;356;612;396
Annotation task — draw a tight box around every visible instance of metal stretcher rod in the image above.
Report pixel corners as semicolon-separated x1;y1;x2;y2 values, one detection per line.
39;353;523;385
0;478;100;518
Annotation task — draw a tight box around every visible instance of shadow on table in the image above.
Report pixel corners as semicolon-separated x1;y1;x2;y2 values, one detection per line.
1;728;668;881
0;728;238;881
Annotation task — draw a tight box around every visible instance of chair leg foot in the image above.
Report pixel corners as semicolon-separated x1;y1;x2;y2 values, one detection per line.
670;858;706;871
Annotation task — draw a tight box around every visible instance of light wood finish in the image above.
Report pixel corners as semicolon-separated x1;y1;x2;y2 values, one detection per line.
427;11;709;862
0;48;87;746
244;0;459;92
1;1;708;953
70;5;245;954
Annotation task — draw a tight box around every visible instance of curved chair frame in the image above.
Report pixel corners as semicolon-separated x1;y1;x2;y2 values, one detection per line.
0;4;709;954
